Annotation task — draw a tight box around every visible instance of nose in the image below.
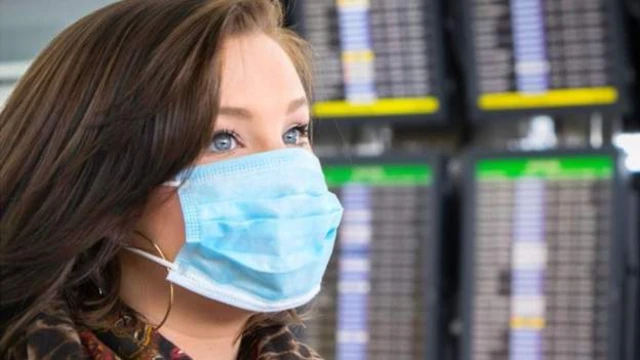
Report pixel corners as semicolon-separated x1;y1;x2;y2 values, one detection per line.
251;126;287;153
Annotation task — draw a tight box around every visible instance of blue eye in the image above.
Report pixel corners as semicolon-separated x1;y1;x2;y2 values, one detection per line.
210;131;237;153
283;125;308;145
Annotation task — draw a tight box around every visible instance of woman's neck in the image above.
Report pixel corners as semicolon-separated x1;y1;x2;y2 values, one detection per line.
158;325;241;360
118;251;252;359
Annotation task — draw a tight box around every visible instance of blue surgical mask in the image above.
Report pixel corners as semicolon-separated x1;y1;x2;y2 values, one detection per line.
128;148;343;312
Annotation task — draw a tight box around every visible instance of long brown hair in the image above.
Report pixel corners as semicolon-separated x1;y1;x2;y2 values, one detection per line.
0;0;312;351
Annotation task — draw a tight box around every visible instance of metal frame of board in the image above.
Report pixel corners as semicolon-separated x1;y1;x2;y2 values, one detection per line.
288;0;449;125
319;152;447;360
458;0;631;121
623;183;639;360
459;147;628;360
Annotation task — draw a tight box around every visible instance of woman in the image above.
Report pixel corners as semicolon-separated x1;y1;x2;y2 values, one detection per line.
0;0;343;359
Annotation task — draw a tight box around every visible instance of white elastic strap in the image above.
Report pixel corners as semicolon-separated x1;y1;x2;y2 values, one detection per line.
163;179;182;187
125;247;178;271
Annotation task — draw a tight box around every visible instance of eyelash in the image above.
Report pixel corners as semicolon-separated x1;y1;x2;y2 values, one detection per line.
214;128;241;141
291;123;310;138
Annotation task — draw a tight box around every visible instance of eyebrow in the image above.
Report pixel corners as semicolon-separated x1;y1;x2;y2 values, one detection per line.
286;97;308;114
218;106;252;119
218;97;308;119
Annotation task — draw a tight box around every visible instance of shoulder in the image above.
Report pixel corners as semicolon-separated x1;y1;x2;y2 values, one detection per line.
5;305;89;360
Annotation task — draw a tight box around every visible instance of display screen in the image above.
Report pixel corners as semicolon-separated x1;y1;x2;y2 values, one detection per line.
468;155;615;359
302;163;436;359
296;0;443;120
464;0;625;114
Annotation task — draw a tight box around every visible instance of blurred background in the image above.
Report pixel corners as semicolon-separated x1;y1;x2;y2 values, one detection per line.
1;0;639;359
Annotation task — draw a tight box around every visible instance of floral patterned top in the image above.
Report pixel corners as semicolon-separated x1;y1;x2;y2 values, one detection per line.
6;303;322;360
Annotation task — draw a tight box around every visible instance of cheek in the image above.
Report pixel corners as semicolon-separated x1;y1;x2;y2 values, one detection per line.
162;194;187;260
302;140;313;152
140;188;187;261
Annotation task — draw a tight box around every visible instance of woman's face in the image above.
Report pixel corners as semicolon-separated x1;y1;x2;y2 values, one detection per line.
201;32;311;165
135;31;310;262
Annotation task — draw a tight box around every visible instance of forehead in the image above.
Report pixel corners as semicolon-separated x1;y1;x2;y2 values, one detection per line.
218;33;306;107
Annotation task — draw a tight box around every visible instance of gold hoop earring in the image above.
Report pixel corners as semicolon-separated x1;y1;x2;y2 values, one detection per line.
132;230;175;331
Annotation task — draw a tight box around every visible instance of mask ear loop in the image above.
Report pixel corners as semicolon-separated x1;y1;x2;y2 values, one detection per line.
130;230;175;331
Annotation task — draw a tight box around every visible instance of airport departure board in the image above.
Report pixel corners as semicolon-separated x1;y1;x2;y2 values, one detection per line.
462;151;625;360
627;189;640;360
293;0;445;121
302;159;443;360
461;0;628;117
